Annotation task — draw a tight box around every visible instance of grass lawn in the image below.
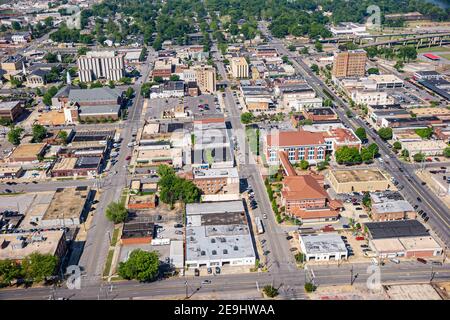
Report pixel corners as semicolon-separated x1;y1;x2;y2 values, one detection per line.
439;53;450;61
103;249;115;277
245;127;260;155
110;228;120;246
418;46;450;54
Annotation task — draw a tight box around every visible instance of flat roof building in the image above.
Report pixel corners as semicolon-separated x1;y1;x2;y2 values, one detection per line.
328;168;391;194
299;233;348;261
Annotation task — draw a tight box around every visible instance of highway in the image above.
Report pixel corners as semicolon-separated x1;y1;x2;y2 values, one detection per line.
257;22;450;248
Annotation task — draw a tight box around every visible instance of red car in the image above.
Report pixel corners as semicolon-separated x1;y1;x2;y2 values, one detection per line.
126;155;131;160
355;236;365;241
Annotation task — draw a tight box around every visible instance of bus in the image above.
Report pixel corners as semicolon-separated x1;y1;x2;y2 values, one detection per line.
255;217;264;235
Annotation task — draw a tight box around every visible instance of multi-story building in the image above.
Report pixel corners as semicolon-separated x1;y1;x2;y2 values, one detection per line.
332;50;367;78
264;130;327;165
193;64;216;93
230;57;249;79
191;167;239;201
152;59;173;80
276;84;323;111
77;51;124;83
0;100;23;122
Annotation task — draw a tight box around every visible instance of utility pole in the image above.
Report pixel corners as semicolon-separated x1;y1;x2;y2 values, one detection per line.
185;280;188;300
430;266;436;282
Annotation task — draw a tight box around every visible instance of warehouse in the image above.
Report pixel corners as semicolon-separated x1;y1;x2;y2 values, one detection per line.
299;233;348;261
328;168;391;194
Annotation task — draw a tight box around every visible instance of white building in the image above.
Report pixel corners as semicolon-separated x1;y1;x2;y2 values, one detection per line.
185;201;256;269
77;51;124;82
299;233;348;261
329;22;367;36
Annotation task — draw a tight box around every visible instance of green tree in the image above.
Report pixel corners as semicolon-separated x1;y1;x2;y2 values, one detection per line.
0;260;22;286
263;285;279;298
304;282;317;293
90;81;103;89
288;44;296;52
240;112;254;124
394;60;404;72
77;47;89;56
125;87;135;99
377;127;393;140
444;147;450;158
57;130;68;143
105;201;128;224
22;253;58;283
314;41;323;52
118;249;160;282
393;141;402;150
413;152;425;162
367;67;379;75
7;126;24;145
355;127;366;141
310;64;319;74
31;124;47;143
169;74;180;81
299;159;309;170
362;192;372;208
335;146;362;165
43;86;58;106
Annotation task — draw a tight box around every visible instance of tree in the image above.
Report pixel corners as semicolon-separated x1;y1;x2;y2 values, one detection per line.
105;201;128;224
444;147;450;158
415;127;433;139
77;47;89;56
401;149;410;159
304;282;317;293
362;192;371;208
22;253;58;283
301;47;309;55
240;112;254;124
32;124;47;143
57;130;68;143
90;81;103;89
0;260;22;286
288;44;296;52
294;252;305;263
335;146;362;165
12;21;21;31
367;67;379;75
355;128;366;141
394;60;404;72
125;87;135;99
7;126;24;145
118;249;160;282
263;285;279;298
377;127;393;140
397;46;417;62
310;64;319;74
346;110;353;118
44;52;58;63
299;159;309;170
43;86;58;106
413;152;425;162
169;74;180;81
314;41;323;52
393;141;402;150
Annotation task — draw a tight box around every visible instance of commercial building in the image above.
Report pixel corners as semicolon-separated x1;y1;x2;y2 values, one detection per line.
371;201;416;222
77;51;125;82
191;167;239;202
185;201;256;269
365;220;443;258
136;147;183;168
0;100;22;122
328;168;391;194
169;240;184;269
50;156;102;177
0;230;67;262
127;193;157;210
193;64;216;93
152;59;173;80
402;140;448;160
302;107;338;122
332;50;367;78
329;22;367;36
264;130;327;165
1;54;25;72
299;233;348;261
121;218;155;245
276;84;322;111
230;57;249;78
9;143;47;163
0;164;23;179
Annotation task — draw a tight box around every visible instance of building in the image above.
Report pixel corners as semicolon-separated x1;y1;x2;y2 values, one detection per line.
191;167;240;202
332;50;367;78
77;51;125;82
230;57;249;79
255;45;278;58
329;22;367;36
51;156;102;177
193;64;216;93
402;140;448;160
127;193;157;210
413;71;445;81
324;128;362;154
299;233;348;261
0;164;23;179
1;54;25;72
149;81;185;99
152;59;173;80
9;143;46;163
276;84;322;111
264;130;327;165
0;100;22;122
367;74;404;89
281;174;341;223
302;107;338;122
328;168;391;194
169;240;184;270
365;220;443;258
39;186;92;227
121;218;155;245
0;230;67;262
185;201;256;269
371;201;416;222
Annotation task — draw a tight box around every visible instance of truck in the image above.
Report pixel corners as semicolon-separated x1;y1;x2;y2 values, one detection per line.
113;132;121;143
255;217;264;235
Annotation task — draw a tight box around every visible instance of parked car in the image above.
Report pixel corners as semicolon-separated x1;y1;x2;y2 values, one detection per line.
174;223;183;228
417;258;427;264
390;258;400;264
355;236;365;241
431;261;442;266
194;269;200;276
215;267;221;274
207;267;212;274
126;155;131;160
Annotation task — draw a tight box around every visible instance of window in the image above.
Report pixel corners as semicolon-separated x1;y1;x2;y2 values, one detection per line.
212;250;217;255
223;249;228;254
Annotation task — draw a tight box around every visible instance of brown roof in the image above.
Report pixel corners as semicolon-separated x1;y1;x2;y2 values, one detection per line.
279;151;297;177
281;175;328;201
267;130;325;147
291;207;339;220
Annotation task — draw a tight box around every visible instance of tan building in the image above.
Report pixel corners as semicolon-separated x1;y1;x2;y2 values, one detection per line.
9;143;47;163
328;168;391;194
193;64;216;93
332;50;367;78
230;57;249;78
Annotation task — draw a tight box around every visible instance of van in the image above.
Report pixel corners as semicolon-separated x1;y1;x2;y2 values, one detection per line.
390;258;400;264
371;258;379;266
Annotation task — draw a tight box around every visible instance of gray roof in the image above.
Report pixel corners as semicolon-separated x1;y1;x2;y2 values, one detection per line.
372;200;414;214
365;220;429;240
300;233;347;255
69;87;122;103
0;101;20;111
186;201;244;217
79;104;120;115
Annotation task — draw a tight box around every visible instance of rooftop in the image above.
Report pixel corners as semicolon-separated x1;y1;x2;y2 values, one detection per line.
186;201;245;218
300;233;347;254
69;87;122;103
10;143;46;160
193;167;239;179
42;187;90;221
267;130;326;147
365;220;429;240
282;175;328;201
0;100;20;111
122;219;154;240
330;168;388;183
372;200;414;214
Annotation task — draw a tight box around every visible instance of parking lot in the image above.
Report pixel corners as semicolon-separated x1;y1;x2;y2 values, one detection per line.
145;94;220;120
